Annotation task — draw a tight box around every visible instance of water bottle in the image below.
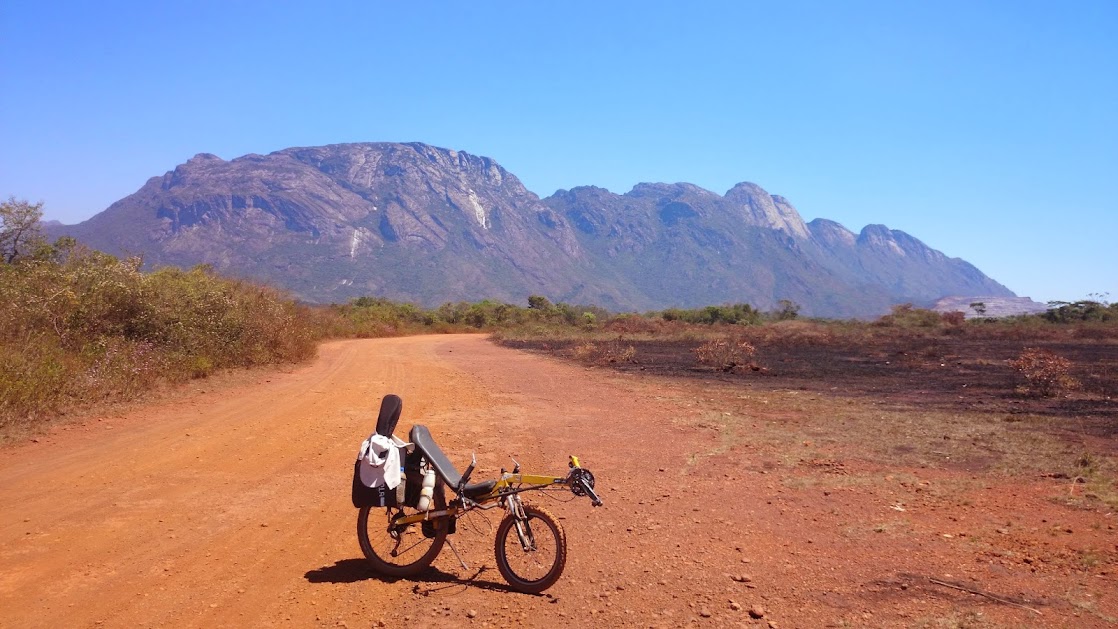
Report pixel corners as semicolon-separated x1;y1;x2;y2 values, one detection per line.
417;469;436;511
396;466;406;505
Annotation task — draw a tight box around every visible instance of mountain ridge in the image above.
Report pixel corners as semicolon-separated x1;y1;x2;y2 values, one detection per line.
49;142;1015;317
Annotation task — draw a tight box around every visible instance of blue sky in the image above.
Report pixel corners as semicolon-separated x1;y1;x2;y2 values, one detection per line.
2;1;1115;304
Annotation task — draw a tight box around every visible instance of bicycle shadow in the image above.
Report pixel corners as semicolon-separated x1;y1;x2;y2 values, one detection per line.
304;559;542;597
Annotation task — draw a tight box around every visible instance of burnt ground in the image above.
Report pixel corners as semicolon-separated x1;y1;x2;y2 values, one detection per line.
500;331;1118;440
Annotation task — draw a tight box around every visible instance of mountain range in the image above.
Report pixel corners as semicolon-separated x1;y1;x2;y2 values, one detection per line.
50;142;1016;317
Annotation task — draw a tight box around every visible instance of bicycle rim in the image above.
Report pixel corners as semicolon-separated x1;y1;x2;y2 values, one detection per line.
357;486;446;577
494;504;567;593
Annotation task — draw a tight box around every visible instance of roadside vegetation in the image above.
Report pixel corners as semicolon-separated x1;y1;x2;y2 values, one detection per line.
0;200;611;434
4;196;1116;445
1;198;318;437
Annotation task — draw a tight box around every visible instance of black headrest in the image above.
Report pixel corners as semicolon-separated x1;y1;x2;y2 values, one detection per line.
375;394;402;437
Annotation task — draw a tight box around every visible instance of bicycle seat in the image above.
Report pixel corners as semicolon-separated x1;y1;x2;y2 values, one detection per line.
409;425;496;499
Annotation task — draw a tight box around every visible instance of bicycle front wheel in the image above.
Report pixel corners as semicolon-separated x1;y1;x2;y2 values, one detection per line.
494;504;567;593
357;483;447;578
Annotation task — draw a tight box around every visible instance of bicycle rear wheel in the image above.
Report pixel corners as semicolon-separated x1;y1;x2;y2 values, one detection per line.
357;483;447;577
494;504;567;593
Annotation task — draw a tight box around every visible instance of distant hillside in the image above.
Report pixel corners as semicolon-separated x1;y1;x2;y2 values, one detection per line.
50;142;1015;317
933;296;1049;319
543;183;1011;316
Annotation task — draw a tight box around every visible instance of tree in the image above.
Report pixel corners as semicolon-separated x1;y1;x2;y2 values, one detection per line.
0;197;46;263
527;295;553;311
969;302;987;317
1044;299;1114;323
776;299;801;320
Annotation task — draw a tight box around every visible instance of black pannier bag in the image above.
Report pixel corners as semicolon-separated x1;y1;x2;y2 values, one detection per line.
352;460;397;508
351;394;405;509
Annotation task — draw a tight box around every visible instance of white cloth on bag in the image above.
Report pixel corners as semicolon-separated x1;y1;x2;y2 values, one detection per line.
357;433;402;489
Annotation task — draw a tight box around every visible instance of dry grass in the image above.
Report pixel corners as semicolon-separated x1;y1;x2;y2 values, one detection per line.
693;335;758;372
567;338;636;365
1008;347;1080;397
671;380;1110;487
672;384;1118;513
0;250;317;436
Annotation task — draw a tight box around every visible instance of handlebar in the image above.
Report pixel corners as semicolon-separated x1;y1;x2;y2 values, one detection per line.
457;452;477;495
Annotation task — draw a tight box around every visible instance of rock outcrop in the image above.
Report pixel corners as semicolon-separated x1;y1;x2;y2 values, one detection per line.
933;296;1050;318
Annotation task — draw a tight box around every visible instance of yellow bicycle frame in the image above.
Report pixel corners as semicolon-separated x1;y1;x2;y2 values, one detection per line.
392;455;585;526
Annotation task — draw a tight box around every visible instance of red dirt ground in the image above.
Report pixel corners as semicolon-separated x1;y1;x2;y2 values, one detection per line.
2;335;1116;628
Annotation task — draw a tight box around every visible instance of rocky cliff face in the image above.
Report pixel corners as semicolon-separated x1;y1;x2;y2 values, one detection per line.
61;143;639;307
53;142;1015;317
724;183;811;239
541;181;1013;316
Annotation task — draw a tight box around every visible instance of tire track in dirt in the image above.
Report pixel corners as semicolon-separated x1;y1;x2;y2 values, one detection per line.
1;338;454;626
3;335;1114;627
0;335;680;628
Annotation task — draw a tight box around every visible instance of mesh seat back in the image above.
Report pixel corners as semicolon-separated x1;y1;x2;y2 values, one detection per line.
408;424;462;488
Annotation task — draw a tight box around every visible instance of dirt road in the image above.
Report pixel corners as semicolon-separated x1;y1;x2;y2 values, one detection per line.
2;335;1115;627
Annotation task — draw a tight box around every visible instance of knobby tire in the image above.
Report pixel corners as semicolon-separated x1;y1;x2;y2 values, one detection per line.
494;503;567;593
357;483;447;578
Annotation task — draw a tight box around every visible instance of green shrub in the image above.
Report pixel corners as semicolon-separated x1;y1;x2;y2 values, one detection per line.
875;303;943;328
1043;300;1117;323
774;299;800;321
0;336;74;428
0;246;317;431
82;337;166;397
658;303;762;325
